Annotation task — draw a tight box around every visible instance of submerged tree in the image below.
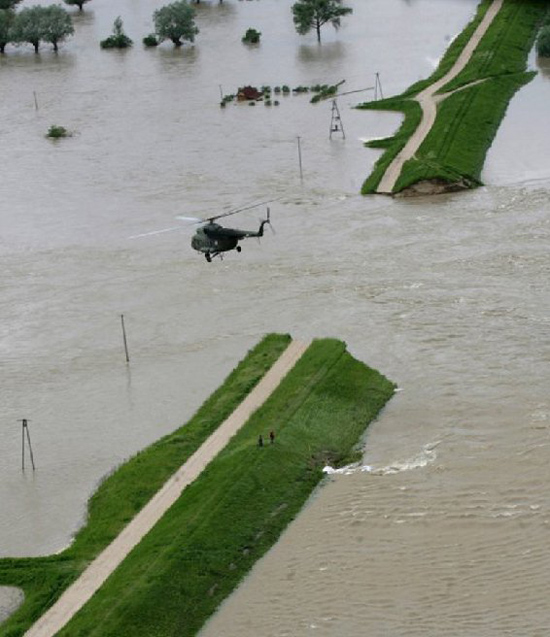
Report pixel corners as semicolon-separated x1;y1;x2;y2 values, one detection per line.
100;16;132;49
63;0;92;11
537;24;550;57
242;28;261;44
12;6;45;52
41;5;74;52
153;0;198;47
0;8;15;53
0;0;22;10
46;124;71;138
12;5;73;53
291;0;352;43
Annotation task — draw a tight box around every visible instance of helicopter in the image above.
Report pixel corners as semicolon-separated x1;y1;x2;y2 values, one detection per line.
184;201;274;262
130;199;275;262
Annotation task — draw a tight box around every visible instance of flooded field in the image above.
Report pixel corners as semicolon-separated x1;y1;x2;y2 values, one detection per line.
1;0;549;634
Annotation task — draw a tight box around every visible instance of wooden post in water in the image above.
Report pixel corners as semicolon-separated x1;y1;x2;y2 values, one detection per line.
120;314;130;363
19;419;36;471
297;136;303;182
33;91;39;111
374;73;384;101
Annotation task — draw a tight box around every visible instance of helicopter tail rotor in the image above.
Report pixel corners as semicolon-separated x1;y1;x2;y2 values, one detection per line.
262;207;275;235
266;207;275;234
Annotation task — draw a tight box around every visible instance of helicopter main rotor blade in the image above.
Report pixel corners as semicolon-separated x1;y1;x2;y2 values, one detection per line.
129;226;182;239
207;196;282;222
175;215;204;224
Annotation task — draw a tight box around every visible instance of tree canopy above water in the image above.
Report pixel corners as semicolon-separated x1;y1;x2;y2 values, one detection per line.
0;9;15;53
40;5;74;52
11;5;73;53
537;24;550;57
153;0;199;47
0;0;22;10
63;0;92;11
291;0;352;43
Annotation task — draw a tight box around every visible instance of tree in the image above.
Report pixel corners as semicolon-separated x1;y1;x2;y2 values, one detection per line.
537;24;550;57
100;16;132;49
12;5;73;53
41;5;74;52
291;0;352;43
12;6;45;52
153;0;198;47
63;0;91;11
0;0;22;10
0;9;15;53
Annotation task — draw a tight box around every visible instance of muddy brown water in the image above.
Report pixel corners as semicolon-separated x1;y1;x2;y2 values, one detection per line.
1;0;549;634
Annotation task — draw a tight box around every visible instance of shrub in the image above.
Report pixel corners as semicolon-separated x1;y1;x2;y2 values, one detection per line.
46;125;70;138
100;16;132;49
142;33;158;47
310;83;339;103
242;27;260;44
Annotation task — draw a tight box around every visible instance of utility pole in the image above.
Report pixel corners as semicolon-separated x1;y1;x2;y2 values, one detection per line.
120;314;130;364
329;99;345;140
19;419;36;471
297;136;304;181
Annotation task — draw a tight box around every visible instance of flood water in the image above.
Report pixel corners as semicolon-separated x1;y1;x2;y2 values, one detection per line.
1;0;549;634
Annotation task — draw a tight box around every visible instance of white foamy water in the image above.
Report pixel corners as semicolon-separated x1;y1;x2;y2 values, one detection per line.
324;439;440;476
2;0;550;634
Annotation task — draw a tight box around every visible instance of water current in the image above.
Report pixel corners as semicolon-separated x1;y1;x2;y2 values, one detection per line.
1;0;549;633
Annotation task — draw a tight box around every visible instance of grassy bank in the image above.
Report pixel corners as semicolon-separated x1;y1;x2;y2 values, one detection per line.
56;339;394;637
359;0;546;194
0;333;292;636
0;338;395;637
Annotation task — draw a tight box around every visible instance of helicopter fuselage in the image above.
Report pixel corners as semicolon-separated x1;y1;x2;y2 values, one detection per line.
191;223;240;253
191;218;270;262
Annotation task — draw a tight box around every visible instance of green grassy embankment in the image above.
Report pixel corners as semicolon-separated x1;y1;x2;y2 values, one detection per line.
0;333;292;636
55;338;394;637
359;0;546;194
0;337;395;637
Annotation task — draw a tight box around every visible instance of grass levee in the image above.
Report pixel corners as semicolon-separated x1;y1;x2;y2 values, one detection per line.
358;0;546;194
55;338;394;637
0;337;394;637
0;333;291;636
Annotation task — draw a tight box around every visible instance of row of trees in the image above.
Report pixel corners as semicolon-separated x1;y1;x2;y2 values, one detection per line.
0;5;73;53
145;0;353;47
142;0;353;47
0;0;89;10
0;0;353;54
